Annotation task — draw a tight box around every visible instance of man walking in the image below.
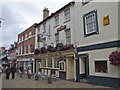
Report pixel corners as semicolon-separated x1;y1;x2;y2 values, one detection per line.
11;64;16;79
19;64;24;78
5;65;11;79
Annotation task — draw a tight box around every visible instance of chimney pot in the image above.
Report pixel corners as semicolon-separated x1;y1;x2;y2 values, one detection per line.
43;7;49;19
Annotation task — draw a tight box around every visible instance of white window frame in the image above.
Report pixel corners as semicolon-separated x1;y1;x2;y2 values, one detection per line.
55;15;59;25
59;61;65;71
47;58;52;68
55;33;59;44
65;29;71;44
82;0;92;5
83;10;99;37
29;32;32;37
54;58;59;68
64;8;70;20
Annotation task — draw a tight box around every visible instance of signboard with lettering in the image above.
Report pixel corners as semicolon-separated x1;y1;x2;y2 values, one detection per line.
57;25;66;32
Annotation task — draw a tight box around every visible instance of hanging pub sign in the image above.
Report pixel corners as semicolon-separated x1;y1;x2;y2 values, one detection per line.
57;25;66;32
103;15;110;26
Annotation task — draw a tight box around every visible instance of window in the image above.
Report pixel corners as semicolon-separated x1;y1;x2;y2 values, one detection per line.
54;58;59;68
65;29;71;44
29;32;32;37
64;8;70;20
47;58;52;67
22;36;24;41
95;61;107;73
25;34;27;39
59;61;65;71
55;15;59;25
55;33;59;44
43;23;46;32
43;38;46;47
82;0;92;5
83;10;99;37
42;59;46;67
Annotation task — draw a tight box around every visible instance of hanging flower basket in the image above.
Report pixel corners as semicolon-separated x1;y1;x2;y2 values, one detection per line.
34;48;40;54
108;51;120;66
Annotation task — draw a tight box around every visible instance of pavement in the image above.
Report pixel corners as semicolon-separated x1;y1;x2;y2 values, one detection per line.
2;73;111;88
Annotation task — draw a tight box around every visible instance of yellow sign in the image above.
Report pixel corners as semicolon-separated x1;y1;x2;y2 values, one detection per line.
103;15;110;26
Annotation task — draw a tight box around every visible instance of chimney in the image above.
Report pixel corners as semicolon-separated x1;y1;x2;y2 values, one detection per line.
43;7;49;20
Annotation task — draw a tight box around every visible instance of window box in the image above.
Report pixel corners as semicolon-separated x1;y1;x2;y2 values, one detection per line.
83;10;99;37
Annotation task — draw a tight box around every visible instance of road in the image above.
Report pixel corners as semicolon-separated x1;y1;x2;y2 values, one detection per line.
2;73;111;88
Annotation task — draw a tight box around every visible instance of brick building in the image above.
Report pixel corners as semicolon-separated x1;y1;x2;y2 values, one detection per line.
17;24;37;73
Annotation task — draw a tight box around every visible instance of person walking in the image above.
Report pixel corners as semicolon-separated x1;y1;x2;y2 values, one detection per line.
27;67;32;79
19;65;24;78
5;65;11;80
11;64;16;79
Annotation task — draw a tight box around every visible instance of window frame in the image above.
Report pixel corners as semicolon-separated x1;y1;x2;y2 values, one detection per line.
55;33;59;44
65;29;71;44
64;8;70;20
55;15;59;25
82;0;92;6
94;60;108;73
83;10;99;37
59;61;65;71
54;58;59;68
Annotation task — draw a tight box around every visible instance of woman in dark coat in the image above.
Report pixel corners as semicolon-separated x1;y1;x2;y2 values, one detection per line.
5;65;11;79
11;64;16;79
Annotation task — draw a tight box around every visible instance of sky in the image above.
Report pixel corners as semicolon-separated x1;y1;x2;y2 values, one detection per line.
0;0;72;48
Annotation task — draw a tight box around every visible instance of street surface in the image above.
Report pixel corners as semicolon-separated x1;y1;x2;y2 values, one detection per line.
2;73;111;88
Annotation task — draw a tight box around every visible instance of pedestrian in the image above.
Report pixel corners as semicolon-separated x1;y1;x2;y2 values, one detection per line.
11;64;16;79
19;64;24;78
27;67;32;79
5;65;11;80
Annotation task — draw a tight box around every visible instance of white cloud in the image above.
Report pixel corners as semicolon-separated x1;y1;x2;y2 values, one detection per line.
0;0;72;48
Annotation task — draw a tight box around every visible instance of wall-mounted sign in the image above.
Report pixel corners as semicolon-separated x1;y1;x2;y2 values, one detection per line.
103;15;110;26
57;25;66;32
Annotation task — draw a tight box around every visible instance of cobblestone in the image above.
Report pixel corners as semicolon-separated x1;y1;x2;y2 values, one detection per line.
2;73;111;88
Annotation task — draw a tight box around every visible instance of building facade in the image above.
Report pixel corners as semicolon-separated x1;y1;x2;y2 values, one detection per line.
17;24;37;73
74;0;120;88
19;0;120;88
34;2;78;80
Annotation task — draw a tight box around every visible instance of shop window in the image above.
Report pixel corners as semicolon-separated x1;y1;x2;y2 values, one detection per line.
54;58;59;68
48;58;52;67
95;61;107;73
42;59;46;67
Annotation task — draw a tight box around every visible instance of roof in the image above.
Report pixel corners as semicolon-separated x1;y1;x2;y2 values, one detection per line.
35;1;75;27
18;23;38;36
